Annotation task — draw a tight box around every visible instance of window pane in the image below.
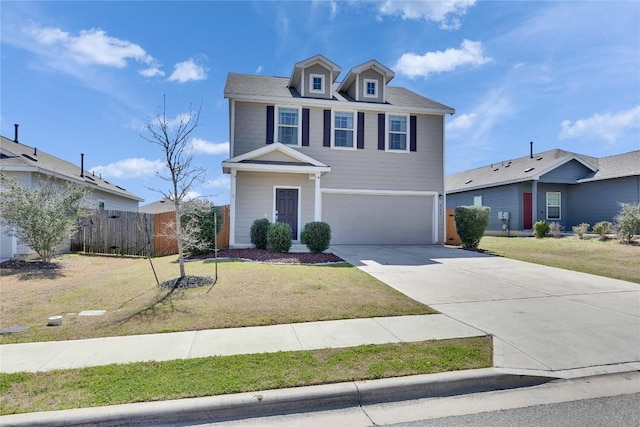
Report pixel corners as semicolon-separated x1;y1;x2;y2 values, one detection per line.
547;193;560;205
367;81;376;95
335;112;353;129
313;77;322;91
335;130;353;147
278;127;298;145
279;109;298;126
389;116;407;132
548;206;560;219
389;133;406;150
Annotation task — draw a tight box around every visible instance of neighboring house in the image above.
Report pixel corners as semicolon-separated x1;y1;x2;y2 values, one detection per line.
222;55;454;246
0;129;143;261
446;147;640;234
139;198;175;214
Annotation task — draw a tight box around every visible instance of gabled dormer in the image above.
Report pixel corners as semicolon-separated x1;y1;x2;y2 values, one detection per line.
337;60;395;103
288;54;341;100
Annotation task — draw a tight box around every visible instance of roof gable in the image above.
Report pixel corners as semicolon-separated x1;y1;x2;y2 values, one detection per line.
222;142;330;174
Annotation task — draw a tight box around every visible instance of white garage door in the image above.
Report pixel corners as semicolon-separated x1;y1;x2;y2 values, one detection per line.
322;193;434;244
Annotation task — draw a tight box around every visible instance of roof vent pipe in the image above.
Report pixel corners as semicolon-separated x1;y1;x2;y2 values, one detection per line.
14;124;19;143
80;153;85;178
530;141;533;159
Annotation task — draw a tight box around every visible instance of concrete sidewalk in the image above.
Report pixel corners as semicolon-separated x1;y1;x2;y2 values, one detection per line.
0;314;485;373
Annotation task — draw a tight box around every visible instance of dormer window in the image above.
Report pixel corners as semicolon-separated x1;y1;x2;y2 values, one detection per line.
310;74;325;94
364;79;377;98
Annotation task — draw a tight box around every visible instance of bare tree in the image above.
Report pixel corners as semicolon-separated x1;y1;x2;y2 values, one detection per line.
141;96;205;278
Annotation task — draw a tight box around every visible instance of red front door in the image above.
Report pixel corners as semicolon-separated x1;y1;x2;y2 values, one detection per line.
523;193;532;229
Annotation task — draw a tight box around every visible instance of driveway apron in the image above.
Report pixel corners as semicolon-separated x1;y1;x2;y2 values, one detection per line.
330;245;640;374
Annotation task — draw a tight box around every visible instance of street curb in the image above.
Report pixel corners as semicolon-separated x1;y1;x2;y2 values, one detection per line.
0;368;555;427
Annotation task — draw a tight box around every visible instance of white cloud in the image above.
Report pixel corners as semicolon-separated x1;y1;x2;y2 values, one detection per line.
139;67;165;78
91;158;165;179
447;113;477;131
559;106;640;144
378;0;476;30
168;57;207;83
24;25;158;70
203;175;230;189
394;39;491;79
255;65;263;74
190;138;229;155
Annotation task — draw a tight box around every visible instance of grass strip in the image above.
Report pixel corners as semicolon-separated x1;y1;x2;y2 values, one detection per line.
0;337;491;415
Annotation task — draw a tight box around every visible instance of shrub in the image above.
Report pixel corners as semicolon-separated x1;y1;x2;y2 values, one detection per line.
181;200;223;255
534;220;549;238
572;223;590;239
614;203;640;244
593;221;612;240
267;222;292;253
300;222;332;254
250;218;270;250
548;221;563;238
453;206;490;249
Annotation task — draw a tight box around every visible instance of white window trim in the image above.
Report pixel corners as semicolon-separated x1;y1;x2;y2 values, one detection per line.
385;113;410;153
309;73;325;94
275;105;302;147
331;109;357;151
546;191;561;220
272;185;302;241
363;78;378;98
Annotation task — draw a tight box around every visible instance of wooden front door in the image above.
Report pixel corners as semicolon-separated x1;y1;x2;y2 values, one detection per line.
276;188;298;239
523;192;533;230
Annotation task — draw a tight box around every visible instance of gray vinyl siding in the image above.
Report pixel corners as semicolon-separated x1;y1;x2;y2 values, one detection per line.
233;102;268;155
539;160;592;183
234;172;315;245
566;176;640;226
359;69;383;103
446;185;521;231
303;64;331;99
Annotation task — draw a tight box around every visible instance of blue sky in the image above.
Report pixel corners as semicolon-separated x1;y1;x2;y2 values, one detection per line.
2;0;639;206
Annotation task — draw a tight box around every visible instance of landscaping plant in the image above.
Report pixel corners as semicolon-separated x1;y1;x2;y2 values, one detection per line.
453;206;491;248
300;221;332;254
250;218;270;249
267;222;292;253
593;221;612;240
181;199;223;255
572;223;590;239
614;203;640;244
534;220;549;238
548;221;563;238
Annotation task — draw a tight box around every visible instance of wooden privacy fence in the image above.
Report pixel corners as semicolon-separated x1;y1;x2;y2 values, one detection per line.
71;205;230;257
445;209;462;246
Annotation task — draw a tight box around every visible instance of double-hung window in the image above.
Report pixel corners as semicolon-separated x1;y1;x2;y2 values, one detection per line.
546;192;561;220
333;111;355;149
387;115;408;151
277;107;300;146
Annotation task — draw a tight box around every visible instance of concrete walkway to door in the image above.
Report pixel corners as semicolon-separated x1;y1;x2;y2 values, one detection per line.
330;245;640;377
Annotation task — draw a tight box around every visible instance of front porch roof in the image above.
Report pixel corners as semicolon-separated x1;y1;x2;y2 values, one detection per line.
222;142;331;174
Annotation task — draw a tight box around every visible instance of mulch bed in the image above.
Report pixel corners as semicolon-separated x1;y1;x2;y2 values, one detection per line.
188;248;344;265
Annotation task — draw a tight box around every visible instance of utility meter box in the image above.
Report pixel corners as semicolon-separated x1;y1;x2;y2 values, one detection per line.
498;211;509;220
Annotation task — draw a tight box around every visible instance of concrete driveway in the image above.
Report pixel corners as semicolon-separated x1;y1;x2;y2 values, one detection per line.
330;245;640;377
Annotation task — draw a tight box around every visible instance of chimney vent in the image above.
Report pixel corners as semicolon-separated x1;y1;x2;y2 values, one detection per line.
530;141;533;159
33;147;37;156
14;124;19;143
80;153;85;178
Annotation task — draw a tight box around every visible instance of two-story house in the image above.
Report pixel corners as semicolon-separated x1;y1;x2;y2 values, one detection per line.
222;55;454;247
0;128;143;261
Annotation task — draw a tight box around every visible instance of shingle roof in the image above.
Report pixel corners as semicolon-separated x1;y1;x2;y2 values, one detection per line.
0;135;143;201
446;149;639;194
139;198;175;214
224;73;454;113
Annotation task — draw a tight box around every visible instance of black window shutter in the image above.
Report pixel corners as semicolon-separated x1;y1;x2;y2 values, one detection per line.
357;112;365;149
266;105;274;144
378;113;385;150
302;108;310;146
410;115;417;152
323;109;331;147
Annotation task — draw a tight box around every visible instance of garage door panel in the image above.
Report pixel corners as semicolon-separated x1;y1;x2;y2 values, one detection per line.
322;194;433;244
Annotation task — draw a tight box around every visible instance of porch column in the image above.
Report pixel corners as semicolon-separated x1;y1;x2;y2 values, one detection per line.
531;180;538;226
314;173;322;221
229;169;237;247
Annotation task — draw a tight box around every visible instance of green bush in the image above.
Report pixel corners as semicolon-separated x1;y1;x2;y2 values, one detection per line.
593;221;612;240
453;206;490;248
614;203;640;244
181;200;224;255
548;221;563;238
250;218;270;250
572;223;590;239
267;222;292;253
534;220;549;238
300;222;332;254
